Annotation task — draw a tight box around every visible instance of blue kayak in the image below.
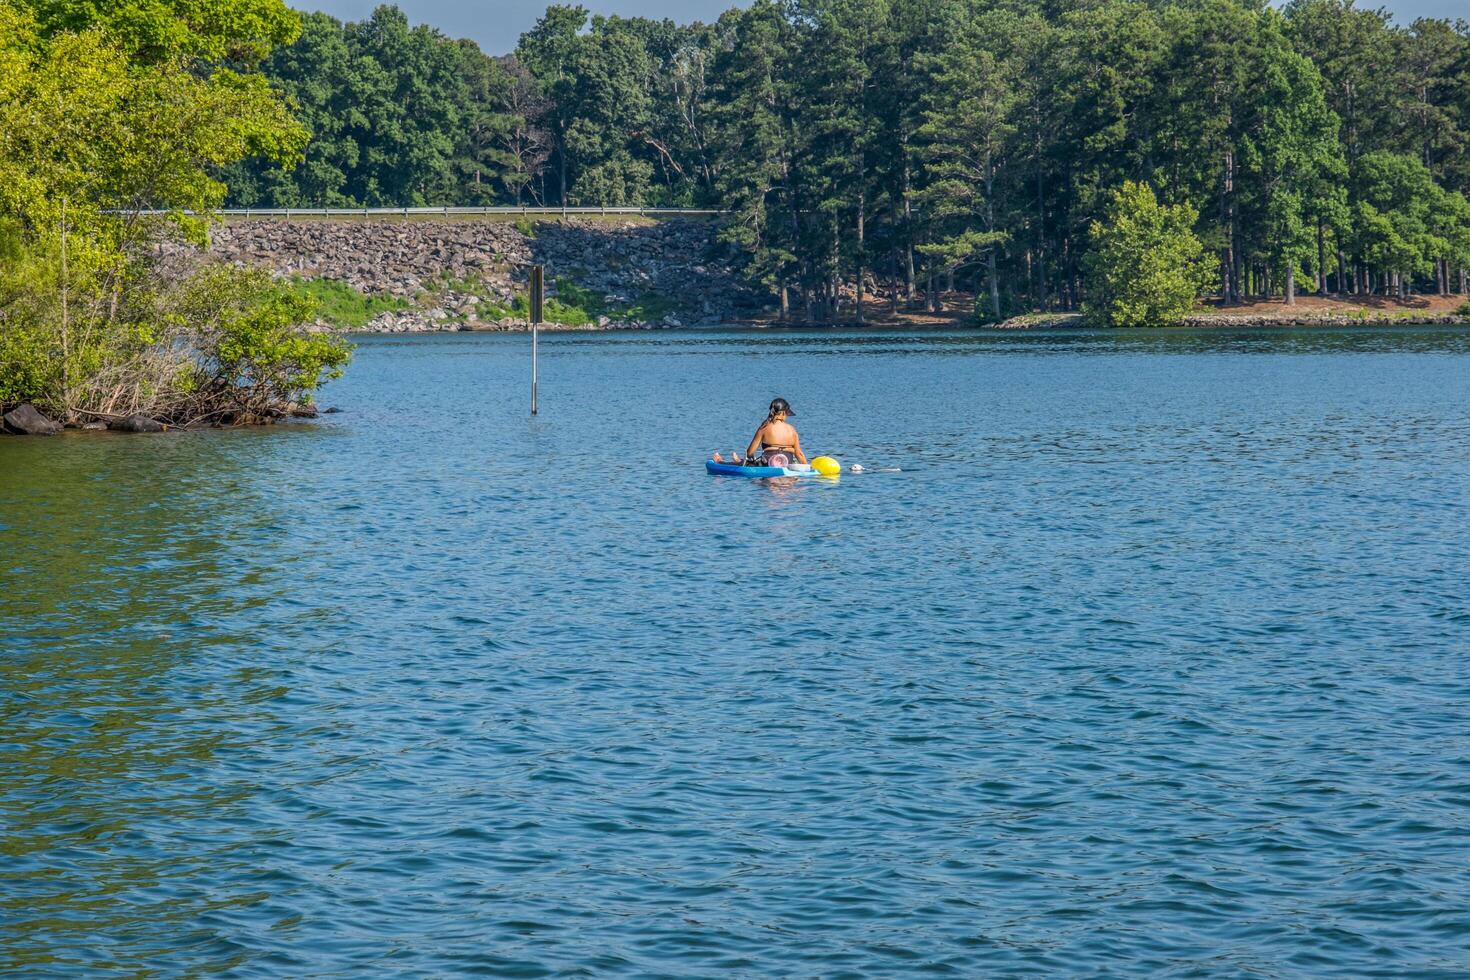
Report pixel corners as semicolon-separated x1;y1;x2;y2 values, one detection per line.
706;460;817;478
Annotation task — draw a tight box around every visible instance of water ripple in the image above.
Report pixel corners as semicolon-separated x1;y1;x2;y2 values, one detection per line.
4;327;1470;975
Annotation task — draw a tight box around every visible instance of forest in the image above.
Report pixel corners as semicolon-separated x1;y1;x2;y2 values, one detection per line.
223;0;1470;321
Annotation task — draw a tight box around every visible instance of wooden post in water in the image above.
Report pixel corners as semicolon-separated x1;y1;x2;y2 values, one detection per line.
529;264;544;416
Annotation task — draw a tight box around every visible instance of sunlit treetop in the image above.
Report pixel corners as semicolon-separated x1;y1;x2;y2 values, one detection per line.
17;0;301;65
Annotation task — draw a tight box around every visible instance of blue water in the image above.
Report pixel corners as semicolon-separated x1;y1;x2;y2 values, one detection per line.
4;327;1470;977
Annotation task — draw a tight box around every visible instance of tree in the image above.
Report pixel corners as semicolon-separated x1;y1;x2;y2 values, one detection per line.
916;7;1017;319
796;0;891;322
1084;181;1213;327
0;0;345;423
495;56;553;204
18;0;301;64
1245;34;1343;303
344;6;468;205
517;5;589;205
708;0;800;315
563;22;655;204
211;0;1470;306
451;40;516;204
1350;151;1443;296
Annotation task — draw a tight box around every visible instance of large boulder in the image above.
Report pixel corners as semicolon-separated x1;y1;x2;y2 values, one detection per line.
108;415;165;433
2;403;62;435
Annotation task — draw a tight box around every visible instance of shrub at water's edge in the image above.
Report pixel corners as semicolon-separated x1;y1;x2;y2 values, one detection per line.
1083;182;1215;328
0;0;349;429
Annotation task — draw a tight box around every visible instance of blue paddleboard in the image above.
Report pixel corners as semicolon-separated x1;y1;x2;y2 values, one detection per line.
706;460;816;478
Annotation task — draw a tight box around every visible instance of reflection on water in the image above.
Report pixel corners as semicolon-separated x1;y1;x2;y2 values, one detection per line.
4;326;1470;976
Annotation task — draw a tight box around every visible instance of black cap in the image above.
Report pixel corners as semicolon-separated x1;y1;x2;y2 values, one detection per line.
770;397;794;417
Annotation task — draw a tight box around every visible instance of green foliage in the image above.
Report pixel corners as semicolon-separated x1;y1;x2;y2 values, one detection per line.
182;267;351;416
551;277;678;322
224;6;504;207
0;314;61;408
1457;300;1470;316
1084;182;1214;328
292;277;408;329
916;6;1022;318
0;0;341;423
19;0;302;64
471;276;677;325
192;0;1470;312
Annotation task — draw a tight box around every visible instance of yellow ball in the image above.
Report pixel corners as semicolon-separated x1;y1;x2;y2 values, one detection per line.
811;456;841;477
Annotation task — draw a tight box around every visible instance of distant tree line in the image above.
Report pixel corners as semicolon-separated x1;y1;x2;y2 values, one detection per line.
225;0;1470;319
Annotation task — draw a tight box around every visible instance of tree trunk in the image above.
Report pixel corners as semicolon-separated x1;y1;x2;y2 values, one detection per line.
1317;220;1327;295
1033;123;1047;310
1222;149;1236;302
1285;264;1295;305
902;142;915;308
890;248;900;315
856;186;865;325
988;249;1001;320
831;221;842;322
559;139;567;208
779;281;789;322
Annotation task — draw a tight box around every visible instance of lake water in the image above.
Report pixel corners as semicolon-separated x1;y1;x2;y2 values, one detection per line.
4;327;1470;977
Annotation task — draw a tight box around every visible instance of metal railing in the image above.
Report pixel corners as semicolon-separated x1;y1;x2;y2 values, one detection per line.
130;206;727;218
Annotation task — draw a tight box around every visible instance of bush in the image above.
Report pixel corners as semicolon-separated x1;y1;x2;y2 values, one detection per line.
1;254;350;423
1457;299;1470;316
183;266;351;420
0;0;326;425
0;315;61;410
1083;181;1214;328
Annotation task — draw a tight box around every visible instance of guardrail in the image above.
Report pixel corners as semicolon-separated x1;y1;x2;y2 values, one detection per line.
130;206;728;218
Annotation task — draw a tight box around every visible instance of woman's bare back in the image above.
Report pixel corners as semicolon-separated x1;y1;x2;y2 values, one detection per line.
759;418;799;450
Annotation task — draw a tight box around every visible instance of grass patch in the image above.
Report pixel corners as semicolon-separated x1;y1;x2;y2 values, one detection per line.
471;275;684;327
619;292;680;321
292;277;408;328
513;217;537;237
549;277;679;323
475;298;517;321
472;293;593;326
552;278;602;313
418;273;495;307
1457;300;1470;316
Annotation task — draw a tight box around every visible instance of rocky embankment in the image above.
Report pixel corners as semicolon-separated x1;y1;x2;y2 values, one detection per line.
0;400;327;436
1178;311;1469;327
204;218;759;332
993;310;1469;329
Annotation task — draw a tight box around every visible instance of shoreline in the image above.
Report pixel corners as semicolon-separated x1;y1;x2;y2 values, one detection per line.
992;310;1470;330
342;307;1470;335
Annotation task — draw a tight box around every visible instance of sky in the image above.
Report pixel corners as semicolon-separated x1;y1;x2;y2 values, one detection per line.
307;0;1465;54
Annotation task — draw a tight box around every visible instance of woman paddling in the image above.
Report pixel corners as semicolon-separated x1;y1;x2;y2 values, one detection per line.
712;397;808;467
